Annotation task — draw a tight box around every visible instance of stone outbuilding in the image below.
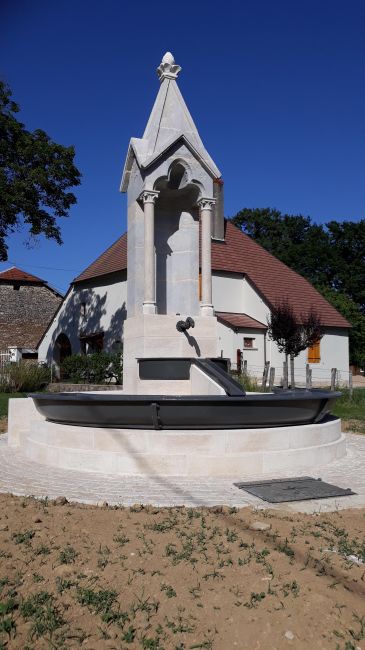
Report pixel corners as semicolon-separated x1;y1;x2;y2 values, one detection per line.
0;266;62;360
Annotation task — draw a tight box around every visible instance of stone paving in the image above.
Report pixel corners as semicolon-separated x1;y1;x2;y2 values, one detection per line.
0;433;364;513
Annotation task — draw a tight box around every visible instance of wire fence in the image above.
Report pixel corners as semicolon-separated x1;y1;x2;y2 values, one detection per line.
233;360;353;393
0;350;11;386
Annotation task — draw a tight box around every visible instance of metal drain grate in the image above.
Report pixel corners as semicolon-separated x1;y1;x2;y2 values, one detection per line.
234;477;356;503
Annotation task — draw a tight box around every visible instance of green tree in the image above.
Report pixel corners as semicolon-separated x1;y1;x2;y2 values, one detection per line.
325;220;365;309
232;208;365;365
317;287;365;368
232;208;365;309
232;208;335;288
0;80;81;260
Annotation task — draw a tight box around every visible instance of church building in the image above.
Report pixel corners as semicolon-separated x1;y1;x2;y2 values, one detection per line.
38;53;350;382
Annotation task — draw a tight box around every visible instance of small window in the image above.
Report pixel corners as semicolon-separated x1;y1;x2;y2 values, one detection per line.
81;302;87;317
244;337;254;349
308;340;321;363
13;284;20;291
79;332;104;354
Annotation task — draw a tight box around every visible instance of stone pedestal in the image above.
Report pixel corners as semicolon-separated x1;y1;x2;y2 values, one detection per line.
122;314;219;394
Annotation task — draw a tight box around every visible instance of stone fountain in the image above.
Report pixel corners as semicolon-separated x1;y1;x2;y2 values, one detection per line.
8;53;345;477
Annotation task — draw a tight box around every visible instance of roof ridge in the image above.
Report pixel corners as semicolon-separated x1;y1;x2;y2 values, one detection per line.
73;232;127;283
0;266;44;283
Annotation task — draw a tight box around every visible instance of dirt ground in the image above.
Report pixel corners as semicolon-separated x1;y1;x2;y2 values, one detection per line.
0;494;364;649
0;418;7;434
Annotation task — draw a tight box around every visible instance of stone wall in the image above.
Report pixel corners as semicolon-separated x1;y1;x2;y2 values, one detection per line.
0;283;62;350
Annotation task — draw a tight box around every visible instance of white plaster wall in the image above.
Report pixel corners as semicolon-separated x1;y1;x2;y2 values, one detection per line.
212;273;245;312
258;330;349;384
217;322;266;368
213;274;269;325
38;273;127;364
212;273;349;382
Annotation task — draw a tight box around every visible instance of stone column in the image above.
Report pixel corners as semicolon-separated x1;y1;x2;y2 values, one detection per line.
140;190;159;315
198;197;216;316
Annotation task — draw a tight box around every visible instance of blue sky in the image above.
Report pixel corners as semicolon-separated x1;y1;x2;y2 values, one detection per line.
1;0;364;293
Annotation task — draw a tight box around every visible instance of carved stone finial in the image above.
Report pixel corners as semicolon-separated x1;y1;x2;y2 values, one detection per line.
157;51;181;82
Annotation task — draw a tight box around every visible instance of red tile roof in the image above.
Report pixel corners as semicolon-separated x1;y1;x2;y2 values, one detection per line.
73;221;350;328
213;222;350;328
0;267;44;283
216;312;267;330
74;234;128;283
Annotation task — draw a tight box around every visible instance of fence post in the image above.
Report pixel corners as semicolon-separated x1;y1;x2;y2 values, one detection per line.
349;371;353;400
283;361;288;390
243;359;247;375
330;368;337;391
236;349;242;375
269;366;275;391
262;361;270;390
305;363;312;390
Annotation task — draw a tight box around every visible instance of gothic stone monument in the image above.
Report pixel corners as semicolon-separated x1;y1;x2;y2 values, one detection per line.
121;52;224;394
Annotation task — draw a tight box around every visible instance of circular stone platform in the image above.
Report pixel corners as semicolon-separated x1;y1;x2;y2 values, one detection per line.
1;433;364;513
20;416;345;477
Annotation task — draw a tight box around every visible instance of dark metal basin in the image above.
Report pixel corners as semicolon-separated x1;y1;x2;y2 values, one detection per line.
30;390;341;430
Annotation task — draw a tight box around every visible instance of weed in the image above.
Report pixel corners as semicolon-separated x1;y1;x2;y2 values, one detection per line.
161;583;176;598
97;544;111;569
166;607;195;634
0;580;9;596
77;587;117;614
59;544;78;564
282;581;300;598
32;573;45;583
131;593;159;621
202;569;224;581
114;533;130;546
141;635;164;649
122;626;136;642
244;592;266;608
149;517;177;533
0;599;17;617
275;538;295;559
11;530;35;545
34;544;50;556
20;591;64;639
225;528;238;543
55;577;76;594
348;614;365;641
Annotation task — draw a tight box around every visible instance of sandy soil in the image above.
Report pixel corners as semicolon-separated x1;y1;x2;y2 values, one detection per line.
0;494;364;649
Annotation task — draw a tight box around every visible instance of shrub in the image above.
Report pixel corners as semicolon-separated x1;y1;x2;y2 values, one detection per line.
236;372;261;392
0;362;51;393
61;351;122;384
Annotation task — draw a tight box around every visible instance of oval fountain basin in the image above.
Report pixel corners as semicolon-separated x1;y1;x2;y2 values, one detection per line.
30;390;341;429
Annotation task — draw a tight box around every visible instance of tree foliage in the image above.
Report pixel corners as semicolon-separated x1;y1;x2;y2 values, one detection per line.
267;300;323;360
232;208;365;309
317;287;365;368
0;80;81;260
232;208;365;365
267;301;323;387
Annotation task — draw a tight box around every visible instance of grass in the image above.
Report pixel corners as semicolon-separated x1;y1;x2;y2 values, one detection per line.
1;495;365;648
0;393;27;419
332;388;365;433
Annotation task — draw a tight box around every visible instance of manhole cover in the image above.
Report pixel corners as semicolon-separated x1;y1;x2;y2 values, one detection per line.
234;477;356;503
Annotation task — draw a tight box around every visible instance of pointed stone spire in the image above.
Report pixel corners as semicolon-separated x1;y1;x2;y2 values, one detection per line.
121;51;221;192
156;51;181;81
